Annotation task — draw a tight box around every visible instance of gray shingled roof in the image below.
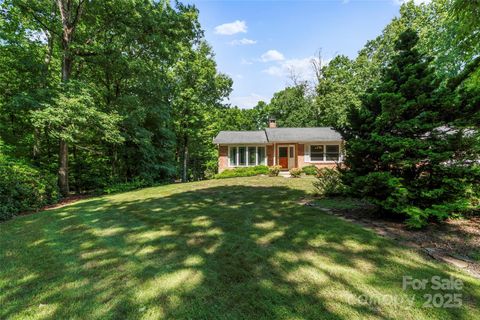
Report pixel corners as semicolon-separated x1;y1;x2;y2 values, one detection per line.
265;127;342;142
213;127;342;144
212;131;268;144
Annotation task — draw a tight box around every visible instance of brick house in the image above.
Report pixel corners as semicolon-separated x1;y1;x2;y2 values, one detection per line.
213;118;344;173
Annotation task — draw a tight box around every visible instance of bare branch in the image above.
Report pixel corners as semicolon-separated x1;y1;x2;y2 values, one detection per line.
311;48;324;84
16;1;60;37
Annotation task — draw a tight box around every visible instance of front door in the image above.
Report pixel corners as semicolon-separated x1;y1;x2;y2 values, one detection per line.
278;146;288;169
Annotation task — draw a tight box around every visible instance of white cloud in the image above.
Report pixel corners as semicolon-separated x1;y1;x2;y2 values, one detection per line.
241;58;253;65
262;56;330;81
260;50;285;62
214;20;247;35
228;93;268;109
263;66;284;77
229;38;257;46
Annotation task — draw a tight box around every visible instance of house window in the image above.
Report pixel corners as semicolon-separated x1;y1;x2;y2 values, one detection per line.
228;146;267;167
229;147;237;166
326;145;340;161
238;147;246;166
258;147;266;165
248;146;256;166
309;144;341;162
289;146;294;158
310;145;324;161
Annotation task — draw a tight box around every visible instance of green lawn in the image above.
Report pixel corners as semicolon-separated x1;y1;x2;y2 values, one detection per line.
1;176;479;319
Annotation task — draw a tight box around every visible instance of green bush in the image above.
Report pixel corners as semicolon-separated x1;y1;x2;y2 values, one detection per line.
203;160;218;180
302;165;318;175
0;155;59;221
343;169;480;228
214;165;269;179
313;168;345;197
289;167;302;178
268;165;282;177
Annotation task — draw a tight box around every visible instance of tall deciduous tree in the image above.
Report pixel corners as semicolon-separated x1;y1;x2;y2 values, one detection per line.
263;83;316;128
171;42;232;182
315;55;361;127
55;0;86;195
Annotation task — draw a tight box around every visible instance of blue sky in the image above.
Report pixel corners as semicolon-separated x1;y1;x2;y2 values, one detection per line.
188;0;408;108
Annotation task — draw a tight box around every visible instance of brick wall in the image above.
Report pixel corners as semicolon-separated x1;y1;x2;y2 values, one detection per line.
297;143;304;168
267;144;274;166
218;145;228;173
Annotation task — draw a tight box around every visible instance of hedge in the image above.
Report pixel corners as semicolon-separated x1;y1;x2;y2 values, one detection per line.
0;155;59;221
213;165;269;179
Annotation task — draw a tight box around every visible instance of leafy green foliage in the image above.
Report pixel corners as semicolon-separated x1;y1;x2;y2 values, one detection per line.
31;82;123;145
0;153;58;221
313;168;345;198
0;0;232;198
315;56;363;127
302;165;318;175
213;165;269;179
262;84;316;127
171;42;232;182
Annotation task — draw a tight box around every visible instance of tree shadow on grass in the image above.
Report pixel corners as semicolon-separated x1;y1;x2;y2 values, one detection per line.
1;183;479;319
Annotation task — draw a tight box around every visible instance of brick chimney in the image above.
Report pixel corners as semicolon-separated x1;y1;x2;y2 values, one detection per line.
268;116;277;128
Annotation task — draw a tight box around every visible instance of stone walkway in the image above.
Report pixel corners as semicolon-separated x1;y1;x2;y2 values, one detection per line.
278;171;292;178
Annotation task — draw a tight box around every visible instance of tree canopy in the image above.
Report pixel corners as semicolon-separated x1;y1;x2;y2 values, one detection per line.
0;0;231;197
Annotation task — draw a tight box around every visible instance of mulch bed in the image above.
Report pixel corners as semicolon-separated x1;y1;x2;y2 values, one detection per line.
42;195;92;210
305;199;480;279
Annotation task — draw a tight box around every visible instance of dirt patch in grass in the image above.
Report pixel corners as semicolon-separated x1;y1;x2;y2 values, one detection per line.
306;197;480;278
16;195;92;219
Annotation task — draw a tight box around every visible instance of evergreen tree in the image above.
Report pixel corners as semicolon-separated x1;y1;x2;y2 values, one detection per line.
339;29;479;228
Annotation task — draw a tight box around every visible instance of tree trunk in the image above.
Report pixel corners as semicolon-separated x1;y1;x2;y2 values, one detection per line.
112;146;118;179
56;0;85;196
182;135;188;182
33;127;41;161
58;139;69;196
73;145;80;194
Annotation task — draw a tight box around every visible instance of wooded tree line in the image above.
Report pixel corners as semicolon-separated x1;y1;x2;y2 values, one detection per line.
0;0;232;204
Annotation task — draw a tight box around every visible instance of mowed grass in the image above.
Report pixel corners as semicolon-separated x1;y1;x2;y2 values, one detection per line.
1;176;479;319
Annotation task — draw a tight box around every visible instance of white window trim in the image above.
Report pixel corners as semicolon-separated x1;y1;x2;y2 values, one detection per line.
227;145;267;167
306;143;343;163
